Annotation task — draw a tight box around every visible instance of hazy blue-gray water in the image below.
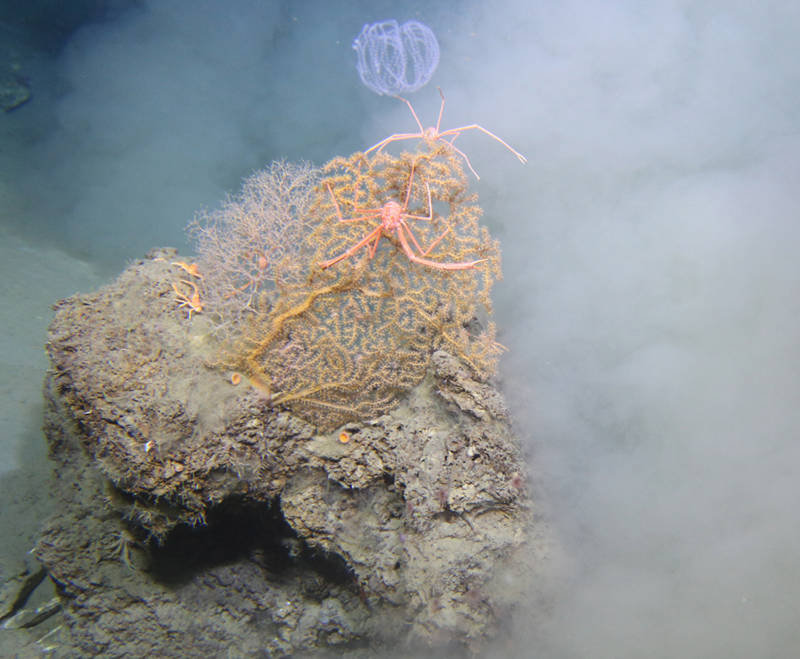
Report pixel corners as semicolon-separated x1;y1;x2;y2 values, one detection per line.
2;1;800;656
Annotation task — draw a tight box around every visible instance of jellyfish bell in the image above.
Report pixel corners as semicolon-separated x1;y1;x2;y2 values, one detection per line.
353;19;440;96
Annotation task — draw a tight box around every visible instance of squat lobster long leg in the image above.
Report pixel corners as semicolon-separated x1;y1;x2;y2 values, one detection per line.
318;214;383;270
319;164;485;271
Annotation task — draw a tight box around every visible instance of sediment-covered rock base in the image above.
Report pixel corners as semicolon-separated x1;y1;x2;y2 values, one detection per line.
38;249;556;656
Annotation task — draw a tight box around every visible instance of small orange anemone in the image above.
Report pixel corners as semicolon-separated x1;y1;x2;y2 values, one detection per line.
230;372;242;386
338;431;351;444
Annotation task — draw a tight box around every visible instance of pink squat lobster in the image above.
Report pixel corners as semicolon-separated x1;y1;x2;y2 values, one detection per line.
319;164;484;271
366;88;527;179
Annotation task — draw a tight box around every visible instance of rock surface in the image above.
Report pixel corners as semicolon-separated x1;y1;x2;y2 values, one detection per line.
38;248;557;656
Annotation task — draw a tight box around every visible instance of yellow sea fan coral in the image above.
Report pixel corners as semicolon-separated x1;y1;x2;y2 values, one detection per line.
229;147;500;429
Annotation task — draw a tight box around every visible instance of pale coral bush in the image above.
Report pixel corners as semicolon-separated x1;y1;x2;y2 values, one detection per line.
188;160;319;336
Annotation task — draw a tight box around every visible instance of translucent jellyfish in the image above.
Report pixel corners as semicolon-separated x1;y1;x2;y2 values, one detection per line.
353;19;440;96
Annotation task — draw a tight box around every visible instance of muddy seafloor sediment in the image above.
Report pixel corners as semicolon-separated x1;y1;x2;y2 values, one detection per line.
35;248;559;657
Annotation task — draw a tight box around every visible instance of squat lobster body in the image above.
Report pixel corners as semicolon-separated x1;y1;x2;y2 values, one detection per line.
379;200;403;230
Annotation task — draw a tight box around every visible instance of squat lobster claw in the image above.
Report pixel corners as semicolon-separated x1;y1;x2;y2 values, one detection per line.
320;164;485;271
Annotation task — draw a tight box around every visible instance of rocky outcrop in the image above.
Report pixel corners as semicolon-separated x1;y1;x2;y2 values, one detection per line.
38;248;557;656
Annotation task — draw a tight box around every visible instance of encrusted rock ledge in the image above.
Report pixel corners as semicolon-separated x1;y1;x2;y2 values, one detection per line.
37;248;557;656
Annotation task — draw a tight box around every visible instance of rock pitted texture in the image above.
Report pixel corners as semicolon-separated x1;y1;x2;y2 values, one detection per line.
38;250;556;656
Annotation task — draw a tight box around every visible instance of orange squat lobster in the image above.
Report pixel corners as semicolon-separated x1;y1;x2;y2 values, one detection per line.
320;165;484;271
366;88;527;180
